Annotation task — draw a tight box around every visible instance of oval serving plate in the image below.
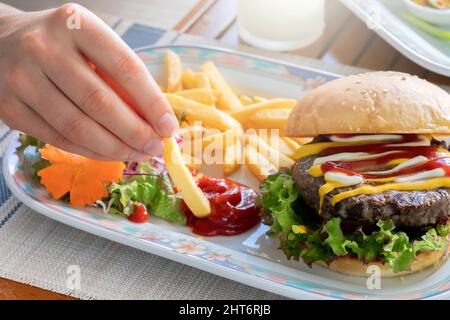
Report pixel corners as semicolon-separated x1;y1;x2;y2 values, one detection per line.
4;45;449;300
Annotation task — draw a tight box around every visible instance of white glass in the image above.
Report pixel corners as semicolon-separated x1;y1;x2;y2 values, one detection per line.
237;0;326;51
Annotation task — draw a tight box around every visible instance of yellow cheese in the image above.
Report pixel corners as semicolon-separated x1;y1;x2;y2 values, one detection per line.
308;165;324;177
386;158;409;166
319;182;345;212
163;138;211;218
292;225;308;234
331;177;450;206
293;141;367;160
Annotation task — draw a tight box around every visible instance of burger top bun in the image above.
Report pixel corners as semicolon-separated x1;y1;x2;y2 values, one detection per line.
285;71;450;137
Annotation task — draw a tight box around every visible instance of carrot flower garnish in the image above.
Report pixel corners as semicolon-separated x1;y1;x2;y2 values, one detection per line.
37;145;125;207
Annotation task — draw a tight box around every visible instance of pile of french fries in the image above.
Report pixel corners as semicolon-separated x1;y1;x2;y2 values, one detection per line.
163;50;311;181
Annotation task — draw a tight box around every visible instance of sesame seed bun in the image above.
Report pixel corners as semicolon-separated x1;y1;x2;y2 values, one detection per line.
285;71;450;137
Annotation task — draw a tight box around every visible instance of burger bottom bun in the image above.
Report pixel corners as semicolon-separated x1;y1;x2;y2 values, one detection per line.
324;245;448;278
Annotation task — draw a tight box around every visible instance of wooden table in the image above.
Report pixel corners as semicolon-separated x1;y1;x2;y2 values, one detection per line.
0;0;448;300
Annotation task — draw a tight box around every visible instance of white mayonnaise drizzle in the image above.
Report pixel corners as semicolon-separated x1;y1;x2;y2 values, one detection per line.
394;168;446;183
329;134;403;143
365;156;428;175
313;151;401;166
387;135;431;147
324;171;363;186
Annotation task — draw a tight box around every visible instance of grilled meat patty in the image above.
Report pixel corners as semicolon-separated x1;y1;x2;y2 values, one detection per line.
292;154;450;228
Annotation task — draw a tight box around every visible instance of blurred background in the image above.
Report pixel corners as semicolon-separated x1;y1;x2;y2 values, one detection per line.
3;0;449;86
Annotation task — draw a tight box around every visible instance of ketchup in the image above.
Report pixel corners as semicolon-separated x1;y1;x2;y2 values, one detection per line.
128;202;149;224
182;176;260;236
320;136;450;180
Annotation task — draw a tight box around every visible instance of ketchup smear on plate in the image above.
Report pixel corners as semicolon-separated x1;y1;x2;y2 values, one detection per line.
182;176;261;236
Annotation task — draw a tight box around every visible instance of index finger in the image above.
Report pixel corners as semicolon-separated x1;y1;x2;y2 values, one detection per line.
67;5;179;138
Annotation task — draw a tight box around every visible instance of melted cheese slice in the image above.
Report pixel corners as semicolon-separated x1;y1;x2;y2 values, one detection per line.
331;177;450;206
319;182;345;211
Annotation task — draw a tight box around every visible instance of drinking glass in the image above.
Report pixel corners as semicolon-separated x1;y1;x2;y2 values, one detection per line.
237;0;326;51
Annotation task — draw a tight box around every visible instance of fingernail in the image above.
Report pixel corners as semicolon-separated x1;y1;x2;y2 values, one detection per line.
158;113;179;137
143;139;164;156
129;151;151;161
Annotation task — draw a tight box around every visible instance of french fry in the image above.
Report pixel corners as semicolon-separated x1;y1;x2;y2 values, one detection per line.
201;61;242;110
258;132;297;159
163;138;210;217
165;94;243;132
253;96;267;103
183;153;203;171
249;108;292;130
244;144;278;181
201;129;238;149
239;95;254;106
244;134;294;169
194;72;212;90
181;69;196;89
292;137;313;145
165;50;183;92
223;139;242;176
229;99;296;123
177;125;208;140
174;89;216;106
282;137;301;155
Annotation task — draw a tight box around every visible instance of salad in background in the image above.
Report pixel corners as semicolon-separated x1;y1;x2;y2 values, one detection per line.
411;0;449;9
404;0;450;31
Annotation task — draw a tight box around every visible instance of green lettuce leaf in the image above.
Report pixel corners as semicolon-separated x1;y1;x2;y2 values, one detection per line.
437;223;450;237
259;172;301;236
109;163;186;225
325;217;349;256
413;228;446;254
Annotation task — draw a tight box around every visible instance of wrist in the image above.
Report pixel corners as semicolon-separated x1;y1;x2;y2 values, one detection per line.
0;5;24;37
0;4;22;18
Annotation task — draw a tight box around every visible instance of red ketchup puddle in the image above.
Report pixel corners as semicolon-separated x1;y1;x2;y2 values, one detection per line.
182;176;261;236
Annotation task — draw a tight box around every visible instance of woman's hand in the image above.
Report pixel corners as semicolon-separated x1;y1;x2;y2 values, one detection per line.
0;3;179;161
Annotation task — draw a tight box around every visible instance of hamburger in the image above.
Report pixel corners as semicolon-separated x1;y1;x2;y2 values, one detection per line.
260;71;449;277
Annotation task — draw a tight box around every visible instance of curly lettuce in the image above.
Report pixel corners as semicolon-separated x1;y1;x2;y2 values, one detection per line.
108;162;186;225
260;172;448;272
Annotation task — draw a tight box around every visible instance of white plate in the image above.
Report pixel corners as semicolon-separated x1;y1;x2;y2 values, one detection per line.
342;0;450;77
4;45;449;300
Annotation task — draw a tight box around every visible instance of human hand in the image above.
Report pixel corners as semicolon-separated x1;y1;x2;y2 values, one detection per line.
0;3;179;161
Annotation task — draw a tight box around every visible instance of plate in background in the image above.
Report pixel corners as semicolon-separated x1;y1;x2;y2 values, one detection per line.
342;0;450;77
4;45;449;300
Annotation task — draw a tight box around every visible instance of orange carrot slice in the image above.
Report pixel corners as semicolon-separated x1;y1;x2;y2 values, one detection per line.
37;145;125;207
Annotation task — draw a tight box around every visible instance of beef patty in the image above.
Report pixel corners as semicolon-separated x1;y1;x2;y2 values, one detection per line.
292;155;450;228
